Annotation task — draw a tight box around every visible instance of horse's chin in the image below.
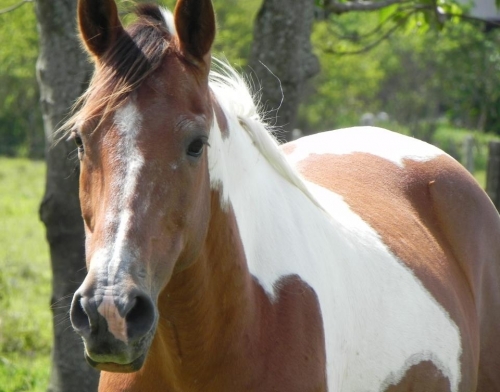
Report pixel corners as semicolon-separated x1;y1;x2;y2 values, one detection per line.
85;353;146;373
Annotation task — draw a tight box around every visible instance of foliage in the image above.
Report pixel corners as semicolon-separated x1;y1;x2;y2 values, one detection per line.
299;12;388;131
436;25;500;132
211;0;261;66
378;22;500;133
298;9;500;138
0;0;42;158
0;158;51;391
316;0;466;54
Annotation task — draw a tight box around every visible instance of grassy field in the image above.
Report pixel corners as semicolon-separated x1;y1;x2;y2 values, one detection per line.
0;158;51;392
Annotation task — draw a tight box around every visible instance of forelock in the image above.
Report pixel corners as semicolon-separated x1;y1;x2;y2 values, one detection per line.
60;4;175;138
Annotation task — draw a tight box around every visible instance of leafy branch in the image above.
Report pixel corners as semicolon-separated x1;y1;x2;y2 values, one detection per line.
318;0;500;56
0;0;33;15
324;3;418;41
321;8;419;55
323;0;414;14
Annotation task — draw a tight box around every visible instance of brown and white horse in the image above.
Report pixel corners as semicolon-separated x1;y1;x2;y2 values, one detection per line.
68;0;500;390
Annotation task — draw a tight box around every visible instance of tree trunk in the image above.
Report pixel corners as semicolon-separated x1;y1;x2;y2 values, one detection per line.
249;0;319;141
487;141;500;212
35;1;99;391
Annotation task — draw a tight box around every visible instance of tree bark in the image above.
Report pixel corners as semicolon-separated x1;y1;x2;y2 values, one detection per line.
487;141;500;212
35;1;99;391
249;0;319;140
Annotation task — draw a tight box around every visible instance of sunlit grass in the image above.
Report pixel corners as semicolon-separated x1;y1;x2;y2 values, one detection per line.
0;354;51;392
0;157;51;392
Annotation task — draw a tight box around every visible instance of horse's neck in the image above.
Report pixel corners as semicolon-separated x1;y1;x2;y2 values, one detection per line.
207;112;332;299
138;190;260;390
151;187;327;391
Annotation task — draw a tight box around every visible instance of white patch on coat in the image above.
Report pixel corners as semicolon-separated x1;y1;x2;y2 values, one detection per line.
207;69;462;391
285;126;446;168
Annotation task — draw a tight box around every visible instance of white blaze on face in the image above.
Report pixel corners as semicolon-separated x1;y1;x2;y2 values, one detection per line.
109;100;144;280
87;100;144;343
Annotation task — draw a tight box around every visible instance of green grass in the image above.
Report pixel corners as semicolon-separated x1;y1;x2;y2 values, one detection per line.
0;158;51;392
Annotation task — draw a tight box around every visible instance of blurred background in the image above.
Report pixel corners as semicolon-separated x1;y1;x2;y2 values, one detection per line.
1;0;499;390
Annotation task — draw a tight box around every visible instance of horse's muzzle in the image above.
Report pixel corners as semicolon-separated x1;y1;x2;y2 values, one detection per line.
70;285;157;372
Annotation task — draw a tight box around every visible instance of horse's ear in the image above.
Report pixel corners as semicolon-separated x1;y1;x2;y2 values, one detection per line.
78;0;124;58
174;0;216;64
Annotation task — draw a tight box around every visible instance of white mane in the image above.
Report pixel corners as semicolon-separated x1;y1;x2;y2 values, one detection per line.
208;59;325;211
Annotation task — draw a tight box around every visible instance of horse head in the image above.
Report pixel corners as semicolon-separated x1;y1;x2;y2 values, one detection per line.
69;0;217;373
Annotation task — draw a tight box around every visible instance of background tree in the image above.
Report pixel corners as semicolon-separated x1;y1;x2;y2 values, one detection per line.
249;0;320;140
35;0;99;391
0;0;42;157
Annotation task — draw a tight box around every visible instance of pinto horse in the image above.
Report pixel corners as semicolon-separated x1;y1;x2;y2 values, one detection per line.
68;0;500;391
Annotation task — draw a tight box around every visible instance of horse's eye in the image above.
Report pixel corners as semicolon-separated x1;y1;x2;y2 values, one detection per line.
187;138;206;158
74;135;84;148
72;132;84;159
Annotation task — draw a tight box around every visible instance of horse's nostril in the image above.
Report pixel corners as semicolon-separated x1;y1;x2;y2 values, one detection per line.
70;293;91;336
125;294;155;342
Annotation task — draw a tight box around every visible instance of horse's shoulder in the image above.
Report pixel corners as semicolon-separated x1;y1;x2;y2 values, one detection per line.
284;127;497;307
282;127;500;389
282;127;497;282
283;127;499;282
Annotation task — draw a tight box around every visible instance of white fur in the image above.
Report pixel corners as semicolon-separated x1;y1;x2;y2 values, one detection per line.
285;126;446;168
86;100;145;343
207;66;462;391
108;101;144;279
160;7;176;36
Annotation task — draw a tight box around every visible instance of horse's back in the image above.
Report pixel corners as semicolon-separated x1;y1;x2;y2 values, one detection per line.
282;127;500;391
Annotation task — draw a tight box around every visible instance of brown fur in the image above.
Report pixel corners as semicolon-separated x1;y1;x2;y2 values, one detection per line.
384;361;451;391
286;150;500;391
99;192;327;392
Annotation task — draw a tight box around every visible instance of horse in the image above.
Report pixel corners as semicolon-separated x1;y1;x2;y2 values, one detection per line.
68;0;500;391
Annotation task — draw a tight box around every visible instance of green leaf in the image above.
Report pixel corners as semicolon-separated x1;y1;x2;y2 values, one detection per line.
378;4;399;23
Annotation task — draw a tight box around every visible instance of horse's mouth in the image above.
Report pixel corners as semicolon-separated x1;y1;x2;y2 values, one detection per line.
85;353;146;373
